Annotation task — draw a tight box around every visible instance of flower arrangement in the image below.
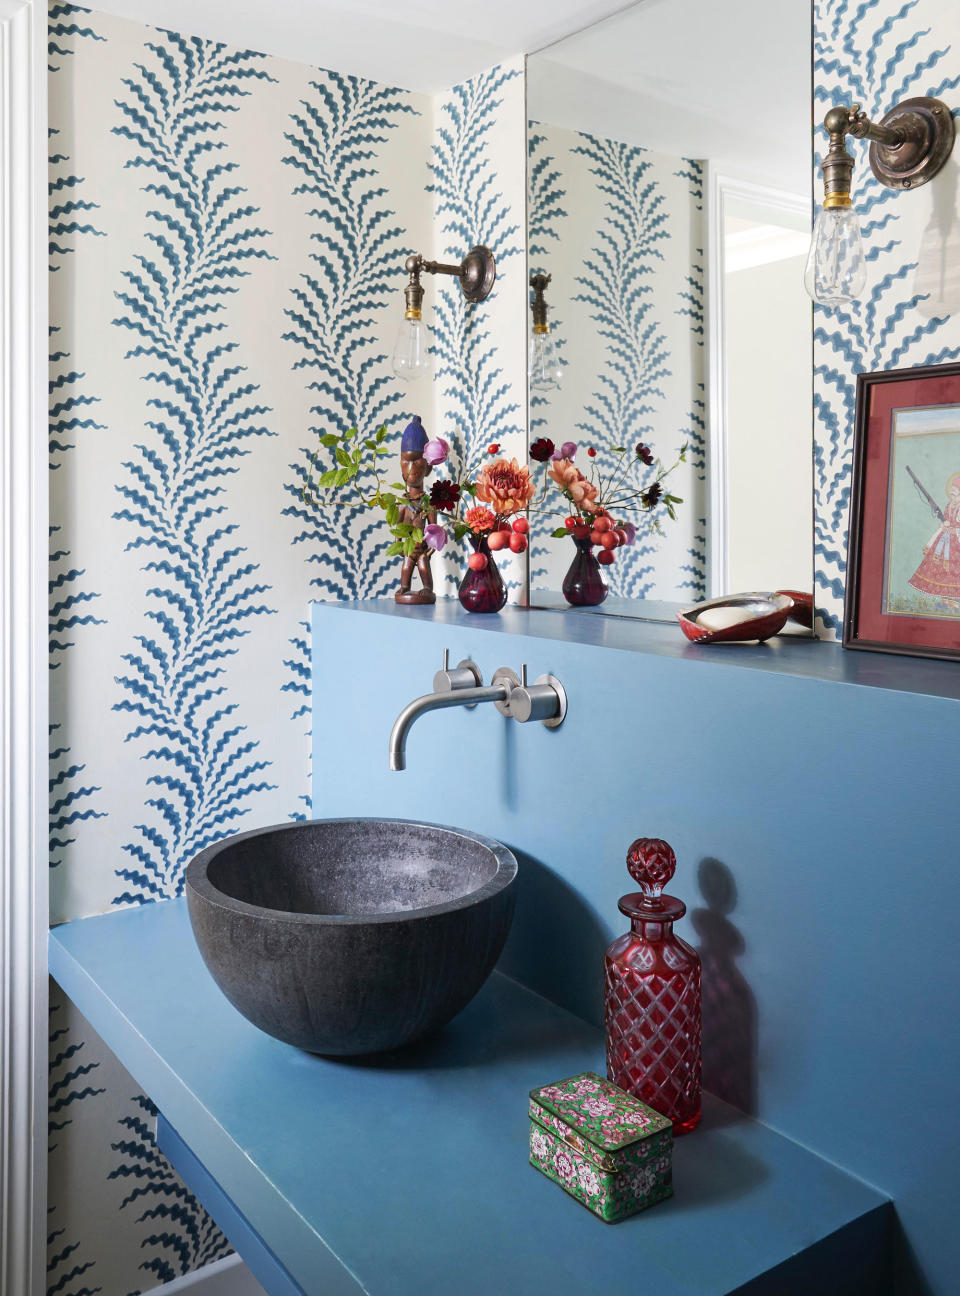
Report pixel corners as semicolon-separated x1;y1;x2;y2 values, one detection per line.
529;436;686;570
302;422;535;570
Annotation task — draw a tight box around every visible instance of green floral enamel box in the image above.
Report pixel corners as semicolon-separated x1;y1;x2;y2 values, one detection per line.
529;1072;673;1222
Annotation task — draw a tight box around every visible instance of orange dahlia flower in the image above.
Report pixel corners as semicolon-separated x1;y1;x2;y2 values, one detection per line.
476;457;535;516
464;505;496;532
548;458;600;514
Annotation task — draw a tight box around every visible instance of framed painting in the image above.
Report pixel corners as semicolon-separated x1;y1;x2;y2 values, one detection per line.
844;361;960;661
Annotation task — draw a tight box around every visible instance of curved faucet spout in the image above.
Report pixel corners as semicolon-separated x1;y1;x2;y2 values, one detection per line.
389;684;508;771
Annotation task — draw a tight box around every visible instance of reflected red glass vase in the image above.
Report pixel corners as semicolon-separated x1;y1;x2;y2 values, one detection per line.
458;533;507;613
605;837;702;1135
562;536;607;606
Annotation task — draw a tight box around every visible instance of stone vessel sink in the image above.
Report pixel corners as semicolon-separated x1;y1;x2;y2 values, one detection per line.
185;818;518;1056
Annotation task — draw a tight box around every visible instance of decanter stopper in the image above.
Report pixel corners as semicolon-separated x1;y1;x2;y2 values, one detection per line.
626;837;676;902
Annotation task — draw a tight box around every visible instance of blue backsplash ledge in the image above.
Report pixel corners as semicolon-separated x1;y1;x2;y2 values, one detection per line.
312;598;960;1296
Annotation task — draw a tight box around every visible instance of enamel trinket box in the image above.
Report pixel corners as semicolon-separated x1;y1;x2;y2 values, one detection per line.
529;1071;673;1222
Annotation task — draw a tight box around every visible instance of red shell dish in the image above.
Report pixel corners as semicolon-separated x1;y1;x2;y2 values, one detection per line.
676;593;794;645
775;589;814;628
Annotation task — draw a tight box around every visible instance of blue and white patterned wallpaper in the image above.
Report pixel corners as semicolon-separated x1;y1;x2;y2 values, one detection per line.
526;119;707;599
48;4;522;1290
47;0;960;1288
813;0;960;636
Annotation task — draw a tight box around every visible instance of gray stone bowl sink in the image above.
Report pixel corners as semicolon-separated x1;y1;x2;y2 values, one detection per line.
185;818;518;1056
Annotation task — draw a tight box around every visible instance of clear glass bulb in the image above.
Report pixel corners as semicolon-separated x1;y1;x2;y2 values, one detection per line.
392;315;431;380
529;330;563;391
803;205;868;306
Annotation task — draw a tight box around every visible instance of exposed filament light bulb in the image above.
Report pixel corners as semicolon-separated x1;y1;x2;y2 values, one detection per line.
803;201;867;306
529;328;563;391
392;312;431;380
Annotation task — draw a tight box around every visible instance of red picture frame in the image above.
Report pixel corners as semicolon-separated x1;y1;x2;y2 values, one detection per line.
844;361;960;661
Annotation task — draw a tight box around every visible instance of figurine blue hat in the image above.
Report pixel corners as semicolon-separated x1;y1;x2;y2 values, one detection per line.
401;415;428;453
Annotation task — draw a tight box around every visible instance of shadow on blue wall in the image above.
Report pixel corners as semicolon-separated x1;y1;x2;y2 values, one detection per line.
506;849;610;1028
692;858;757;1117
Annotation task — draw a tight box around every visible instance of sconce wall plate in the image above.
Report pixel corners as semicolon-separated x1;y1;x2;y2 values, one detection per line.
867;97;956;190
458;245;497;302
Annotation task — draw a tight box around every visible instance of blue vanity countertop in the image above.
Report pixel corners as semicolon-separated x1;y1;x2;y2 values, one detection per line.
50;900;888;1296
324;596;960;703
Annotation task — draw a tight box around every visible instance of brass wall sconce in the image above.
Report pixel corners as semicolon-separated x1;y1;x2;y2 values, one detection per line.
804;96;956;306
529;273;563;392
392;246;496;380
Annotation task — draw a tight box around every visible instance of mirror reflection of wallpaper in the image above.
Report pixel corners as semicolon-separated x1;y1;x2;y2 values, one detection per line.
528;120;707;599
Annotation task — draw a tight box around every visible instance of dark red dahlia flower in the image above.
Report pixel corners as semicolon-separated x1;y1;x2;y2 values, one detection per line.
429;479;461;511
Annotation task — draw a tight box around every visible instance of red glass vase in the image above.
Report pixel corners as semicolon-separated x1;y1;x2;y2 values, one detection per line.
458;533;507;613
562;535;607;606
605;837;702;1135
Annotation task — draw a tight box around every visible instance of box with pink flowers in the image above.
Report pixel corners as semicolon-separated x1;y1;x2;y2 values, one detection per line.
529;1072;673;1222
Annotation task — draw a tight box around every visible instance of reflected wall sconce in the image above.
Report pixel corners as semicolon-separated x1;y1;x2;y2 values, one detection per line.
392;246;496;381
529;273;563;392
804;97;956;306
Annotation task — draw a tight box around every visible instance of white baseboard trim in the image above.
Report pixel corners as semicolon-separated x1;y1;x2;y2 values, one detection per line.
151;1253;267;1295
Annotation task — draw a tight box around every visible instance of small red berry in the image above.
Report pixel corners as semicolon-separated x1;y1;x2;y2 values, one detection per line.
508;532;528;554
598;549;616;565
487;442;500;455
590;531;604;546
497;520;512;533
486;530;508;551
594;516;613;534
512;517;530;535
600;531;618;550
564;516;578;530
468;552;488;571
572;524;591;540
614;528;628;547
587;447;597;457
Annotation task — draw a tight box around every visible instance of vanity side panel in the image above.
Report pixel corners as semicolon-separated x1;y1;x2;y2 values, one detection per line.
312;602;958;1295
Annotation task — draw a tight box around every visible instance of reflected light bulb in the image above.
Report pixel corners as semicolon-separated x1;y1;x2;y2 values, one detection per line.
392;313;431;381
529;329;563;392
803;205;868;306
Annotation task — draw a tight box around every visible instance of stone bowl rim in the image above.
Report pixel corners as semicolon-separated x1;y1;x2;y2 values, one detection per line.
185;816;518;928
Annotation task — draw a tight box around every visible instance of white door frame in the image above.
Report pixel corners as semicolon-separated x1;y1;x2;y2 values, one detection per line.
0;2;48;1294
705;168;809;594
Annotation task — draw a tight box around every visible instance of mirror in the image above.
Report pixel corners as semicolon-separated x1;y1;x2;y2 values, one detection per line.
525;0;813;624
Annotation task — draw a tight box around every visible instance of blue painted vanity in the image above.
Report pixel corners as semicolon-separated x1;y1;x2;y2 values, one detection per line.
50;599;960;1294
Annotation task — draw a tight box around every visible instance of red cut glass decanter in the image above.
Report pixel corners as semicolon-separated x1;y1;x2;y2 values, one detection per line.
605;837;702;1135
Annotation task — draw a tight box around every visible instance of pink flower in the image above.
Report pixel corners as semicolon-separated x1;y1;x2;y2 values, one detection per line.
548;459;600;514
577;1164;601;1196
424;523;447;552
531;1129;550;1160
423;437;449;466
583;1097;609;1117
553;1150;575;1183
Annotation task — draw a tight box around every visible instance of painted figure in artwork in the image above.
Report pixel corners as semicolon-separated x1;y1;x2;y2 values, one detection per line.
395;416;438;605
908;470;960;608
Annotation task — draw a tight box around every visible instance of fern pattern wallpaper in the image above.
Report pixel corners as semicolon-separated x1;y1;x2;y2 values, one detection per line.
45;0;959;1289
47;4;521;1290
526;120;707;599
813;0;960;636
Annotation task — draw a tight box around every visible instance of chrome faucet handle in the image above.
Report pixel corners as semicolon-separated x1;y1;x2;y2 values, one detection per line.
509;672;567;728
433;651;483;694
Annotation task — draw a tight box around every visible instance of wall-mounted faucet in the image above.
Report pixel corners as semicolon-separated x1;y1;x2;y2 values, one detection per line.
388;650;567;771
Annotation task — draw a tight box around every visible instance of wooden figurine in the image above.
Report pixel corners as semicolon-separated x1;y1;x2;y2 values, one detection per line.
395;416;437;605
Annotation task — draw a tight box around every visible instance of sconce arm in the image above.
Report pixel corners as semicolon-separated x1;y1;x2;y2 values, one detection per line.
844;106;904;149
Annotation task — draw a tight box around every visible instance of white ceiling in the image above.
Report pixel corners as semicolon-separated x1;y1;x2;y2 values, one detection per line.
528;0;812;196
84;0;641;91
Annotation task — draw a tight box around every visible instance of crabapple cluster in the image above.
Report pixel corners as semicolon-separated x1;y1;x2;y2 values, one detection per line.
564;512;635;566
469;517;529;570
